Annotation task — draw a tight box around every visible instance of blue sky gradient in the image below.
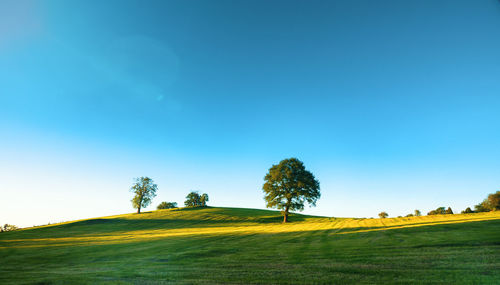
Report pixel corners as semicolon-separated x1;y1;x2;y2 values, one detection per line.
1;0;500;227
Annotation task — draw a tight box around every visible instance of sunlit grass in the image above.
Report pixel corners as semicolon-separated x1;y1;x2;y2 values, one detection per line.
1;207;499;284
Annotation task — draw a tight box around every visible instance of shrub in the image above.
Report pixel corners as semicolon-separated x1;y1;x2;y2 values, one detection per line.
445;207;453;214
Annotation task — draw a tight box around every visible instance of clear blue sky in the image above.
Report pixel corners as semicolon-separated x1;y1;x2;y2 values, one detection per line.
1;0;499;227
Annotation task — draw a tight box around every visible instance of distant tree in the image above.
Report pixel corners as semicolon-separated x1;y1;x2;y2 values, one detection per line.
428;207;446;215
378;212;388;219
461;207;473;214
263;158;320;223
414;210;421;216
157;202;177;210
130;177;158;214
1;224;18;232
184;191;209;207
445;207;454;214
405;214;414;217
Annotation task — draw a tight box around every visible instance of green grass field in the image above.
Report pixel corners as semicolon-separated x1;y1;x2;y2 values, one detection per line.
1;207;499;284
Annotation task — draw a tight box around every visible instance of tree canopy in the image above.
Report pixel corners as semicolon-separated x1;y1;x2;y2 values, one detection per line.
262;158;320;223
130;177;157;214
184;191;209;207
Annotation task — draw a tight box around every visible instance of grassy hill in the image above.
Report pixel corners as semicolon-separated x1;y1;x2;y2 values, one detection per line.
1;207;499;284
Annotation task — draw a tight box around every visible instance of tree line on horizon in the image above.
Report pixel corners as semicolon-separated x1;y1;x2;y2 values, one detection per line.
378;191;500;219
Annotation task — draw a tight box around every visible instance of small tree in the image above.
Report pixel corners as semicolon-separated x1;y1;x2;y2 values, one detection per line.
414;210;421;216
378;212;388;219
263;158;320;223
461;207;473;214
184;191;209;207
130;177;158;214
445;207;453;214
157;202;177;210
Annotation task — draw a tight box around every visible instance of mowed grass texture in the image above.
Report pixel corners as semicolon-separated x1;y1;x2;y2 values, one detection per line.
1;207;499;284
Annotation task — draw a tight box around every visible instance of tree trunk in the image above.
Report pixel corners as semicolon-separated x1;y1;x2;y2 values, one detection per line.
283;212;288;223
137;194;143;214
283;204;290;223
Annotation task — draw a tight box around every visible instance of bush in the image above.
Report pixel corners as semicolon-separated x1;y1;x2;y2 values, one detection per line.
157;202;177;210
445;207;453;214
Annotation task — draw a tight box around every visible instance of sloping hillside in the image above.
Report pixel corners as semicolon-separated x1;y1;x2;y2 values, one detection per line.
1;207;499;284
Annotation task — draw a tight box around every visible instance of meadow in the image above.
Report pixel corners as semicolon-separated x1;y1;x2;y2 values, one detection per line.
1;207;499;284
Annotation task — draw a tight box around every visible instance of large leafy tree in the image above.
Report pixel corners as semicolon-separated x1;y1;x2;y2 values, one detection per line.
263;158;320;223
130;177;158;214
